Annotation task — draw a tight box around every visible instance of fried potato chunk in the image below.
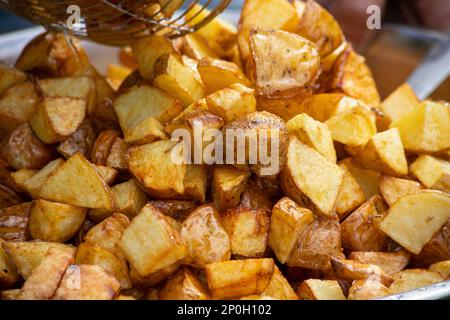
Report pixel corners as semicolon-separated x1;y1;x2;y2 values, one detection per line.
159;267;211;300
262;266;298;300
205;258;275;299
297;279;346;300
0;238;19;288
331;257;393;286
180;204;231;267
410;155;450;194
120;204;186;276
348;280;391;300
349;251;411;276
380;83;419;127
212;166;249;212
379;175;423;207
335;163;366;220
389;269;444;294
429;261;450;279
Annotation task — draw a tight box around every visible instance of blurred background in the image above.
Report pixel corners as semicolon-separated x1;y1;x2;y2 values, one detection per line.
0;0;449;99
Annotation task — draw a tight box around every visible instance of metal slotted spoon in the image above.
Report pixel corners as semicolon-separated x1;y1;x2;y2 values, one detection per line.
0;0;232;46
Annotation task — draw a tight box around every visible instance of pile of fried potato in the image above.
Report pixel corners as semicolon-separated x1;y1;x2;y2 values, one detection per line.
0;0;449;300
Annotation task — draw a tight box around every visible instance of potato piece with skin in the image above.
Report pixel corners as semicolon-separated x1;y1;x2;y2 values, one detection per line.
127;140;186;199
429;261;450;279
238;0;298;64
75;242;131;289
22;158;65;198
212;166;249;212
149;200;197;221
339;158;380;199
2;241;74;279
124;116;167;146
297;279;346;300
0;239;19;288
37;153;116;210
120;204;186;276
380;83;419;127
153;54;205;108
57;120;96;159
349;251;411;276
341;195;388;252
295;0;345;58
335;163;366;220
238;180;273;211
131;35;176;81
106;137;129;171
287;215;341;270
348;280;391;300
17;247;75;300
249;28;320;99
29;199;87;242
0;63;27;97
410;155;450;193
198;58;250;94
390;100;450;153
330;257;393;286
0;203;32;241
389;269;445;294
0;185;22;210
268;197;315;264
181;204;231;267
379;190;450;255
222;207;270;258
0;81;39;136
281;137;344;217
53;264;120;300
379;175;423;207
262;266;298;300
91;130;120;166
205;258;275;299
181;34;220;60
206;84;257;122
287;113;336;163
84;213;129;261
159;267;211;300
29;97;86;144
130;262;180;288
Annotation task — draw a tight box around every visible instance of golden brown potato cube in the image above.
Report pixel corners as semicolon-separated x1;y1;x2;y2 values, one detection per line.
0;63;27;97
379;190;450;254
295;0;345;57
84;213;129;261
262;266;298;300
29;199;87;242
94;165;118;186
0;239;19;288
281;137;344;216
429;261;450;279
329;48;381;108
335;163;366;220
75;242;131;289
380;83;419;127
120;204;186;276
10;169;37;193
390;100;450;153
57;120;96;159
0;203;32;241
256;90;312;122
37;153;116;210
29;96;86;144
106;137;129;170
3;241;74;279
153;54;205;108
341;195;388;252
222;208;270;258
130;262;180;288
379;175;423;207
127;140;186;199
349;251;411;276
181;55;203;84
198;58;250;94
212;166;249;212
53;264;120;300
389;269;445;294
183;165;207;203
339;158;380;199
159;267;211;300
0;289;20;300
21;158;65;198
17;247;75;300
205;258;275;299
124;116;167;146
330;257;393;286
355;128;408;176
268;197;314;264
287;113;336;163
238;180;273;211
90;130;120;166
206;84;256;122
348;280;391;300
410;155;450;193
238;0;298;63
181;34;220;60
249;28;320;99
114;85;182;133
297;279;346;300
1;123;54;170
0;81;38;136
131;35;176;80
287;215;341;270
180;204;230;267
